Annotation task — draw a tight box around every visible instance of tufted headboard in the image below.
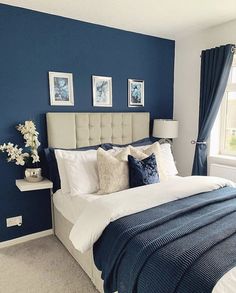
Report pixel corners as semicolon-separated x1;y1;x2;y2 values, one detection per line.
46;112;150;149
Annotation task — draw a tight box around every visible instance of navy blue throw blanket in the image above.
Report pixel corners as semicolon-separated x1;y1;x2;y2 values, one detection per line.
93;187;236;293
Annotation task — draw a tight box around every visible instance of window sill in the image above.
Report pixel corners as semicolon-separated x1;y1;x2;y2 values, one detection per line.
208;154;236;167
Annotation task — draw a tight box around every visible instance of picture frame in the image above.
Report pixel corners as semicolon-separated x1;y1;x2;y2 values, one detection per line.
92;75;112;107
49;71;74;106
128;79;144;107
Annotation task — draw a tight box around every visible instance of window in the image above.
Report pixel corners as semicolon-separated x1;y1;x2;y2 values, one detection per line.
219;55;236;156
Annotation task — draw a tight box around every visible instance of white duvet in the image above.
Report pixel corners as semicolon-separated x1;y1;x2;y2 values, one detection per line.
69;175;235;253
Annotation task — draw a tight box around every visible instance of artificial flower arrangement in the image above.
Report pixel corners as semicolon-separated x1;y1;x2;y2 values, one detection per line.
0;120;40;166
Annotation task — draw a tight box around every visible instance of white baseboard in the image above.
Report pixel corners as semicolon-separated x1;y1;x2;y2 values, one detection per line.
0;229;53;249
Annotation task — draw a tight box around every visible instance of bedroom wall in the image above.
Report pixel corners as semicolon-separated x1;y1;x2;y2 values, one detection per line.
173;19;236;176
0;4;175;242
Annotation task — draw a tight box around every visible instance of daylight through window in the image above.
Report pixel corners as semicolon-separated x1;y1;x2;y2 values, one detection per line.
220;54;236;155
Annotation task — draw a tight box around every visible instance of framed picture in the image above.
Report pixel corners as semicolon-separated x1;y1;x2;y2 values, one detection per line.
92;75;112;107
128;79;144;107
49;71;74;106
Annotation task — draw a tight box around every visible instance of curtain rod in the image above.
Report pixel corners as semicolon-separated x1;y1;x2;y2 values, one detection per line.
200;45;235;58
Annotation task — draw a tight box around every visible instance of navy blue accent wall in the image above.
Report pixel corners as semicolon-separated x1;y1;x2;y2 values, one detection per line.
0;4;175;241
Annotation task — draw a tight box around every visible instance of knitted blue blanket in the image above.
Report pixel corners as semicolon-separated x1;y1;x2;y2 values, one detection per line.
93;187;236;293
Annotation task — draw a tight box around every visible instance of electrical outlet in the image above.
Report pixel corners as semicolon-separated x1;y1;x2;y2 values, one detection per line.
6;216;22;227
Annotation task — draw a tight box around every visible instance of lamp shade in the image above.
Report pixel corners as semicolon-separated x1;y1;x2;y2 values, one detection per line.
153;119;178;138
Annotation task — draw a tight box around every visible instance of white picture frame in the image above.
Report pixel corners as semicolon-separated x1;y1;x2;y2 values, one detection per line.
128;79;144;107
92;75;112;107
49;71;74;106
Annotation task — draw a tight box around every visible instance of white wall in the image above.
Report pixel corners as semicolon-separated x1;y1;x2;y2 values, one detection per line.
173;19;236;176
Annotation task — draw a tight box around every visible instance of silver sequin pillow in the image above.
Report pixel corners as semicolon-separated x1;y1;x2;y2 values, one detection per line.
97;147;130;194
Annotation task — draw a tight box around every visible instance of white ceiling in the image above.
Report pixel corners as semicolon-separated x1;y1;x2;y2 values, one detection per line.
1;0;236;39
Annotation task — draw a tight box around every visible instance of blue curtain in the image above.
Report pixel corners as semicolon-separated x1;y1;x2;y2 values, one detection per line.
192;44;235;176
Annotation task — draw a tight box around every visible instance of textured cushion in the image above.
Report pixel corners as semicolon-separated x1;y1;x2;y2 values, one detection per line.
129;142;168;181
97;147;130;194
128;154;159;188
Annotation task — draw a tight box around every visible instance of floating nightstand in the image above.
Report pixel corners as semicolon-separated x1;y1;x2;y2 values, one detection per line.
16;178;54;233
16;178;53;192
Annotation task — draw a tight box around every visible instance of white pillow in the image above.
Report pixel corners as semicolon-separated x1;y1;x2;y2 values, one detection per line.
55;149;99;196
54;149;71;194
63;150;99;196
97;147;130;194
160;143;178;176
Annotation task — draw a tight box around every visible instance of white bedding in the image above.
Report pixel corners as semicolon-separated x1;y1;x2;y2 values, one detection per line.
67;176;236;293
55;176;236;293
53;190;100;224
69;175;235;253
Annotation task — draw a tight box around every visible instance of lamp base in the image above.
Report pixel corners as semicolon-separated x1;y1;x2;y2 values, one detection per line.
158;138;173;145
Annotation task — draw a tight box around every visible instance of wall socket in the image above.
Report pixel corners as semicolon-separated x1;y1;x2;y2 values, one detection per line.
6;216;22;227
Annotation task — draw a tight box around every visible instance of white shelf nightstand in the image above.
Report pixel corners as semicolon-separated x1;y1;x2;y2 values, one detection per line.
16;178;53;192
15;178;54;234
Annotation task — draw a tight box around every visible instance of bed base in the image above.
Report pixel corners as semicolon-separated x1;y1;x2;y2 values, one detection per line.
54;207;104;292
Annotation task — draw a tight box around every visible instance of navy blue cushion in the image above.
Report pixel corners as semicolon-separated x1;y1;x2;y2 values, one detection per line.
128;153;159;188
111;137;159;148
43;148;60;193
43;143;112;193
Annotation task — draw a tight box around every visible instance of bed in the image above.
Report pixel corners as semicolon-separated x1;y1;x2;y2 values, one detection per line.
47;112;150;292
46;112;236;293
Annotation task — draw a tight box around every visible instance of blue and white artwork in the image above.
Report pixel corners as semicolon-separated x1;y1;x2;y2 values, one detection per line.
49;72;74;106
128;79;144;107
93;76;112;107
54;77;69;101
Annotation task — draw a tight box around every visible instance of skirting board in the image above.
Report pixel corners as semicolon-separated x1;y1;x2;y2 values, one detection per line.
0;229;53;249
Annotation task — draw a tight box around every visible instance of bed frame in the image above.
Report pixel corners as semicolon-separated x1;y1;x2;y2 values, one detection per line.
46;112;150;292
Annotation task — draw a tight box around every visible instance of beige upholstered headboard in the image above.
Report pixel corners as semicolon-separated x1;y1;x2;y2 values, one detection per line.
46;112;150;148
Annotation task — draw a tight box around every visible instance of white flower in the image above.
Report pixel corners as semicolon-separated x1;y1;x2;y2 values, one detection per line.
32;153;40;164
16;120;40;163
0;142;29;166
0;120;41;166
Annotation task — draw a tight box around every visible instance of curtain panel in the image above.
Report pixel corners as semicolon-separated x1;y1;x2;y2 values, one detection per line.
192;44;235;176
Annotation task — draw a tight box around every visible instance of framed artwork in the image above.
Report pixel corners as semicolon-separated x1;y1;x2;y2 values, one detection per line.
128;79;144;107
49;71;74;106
92;75;112;107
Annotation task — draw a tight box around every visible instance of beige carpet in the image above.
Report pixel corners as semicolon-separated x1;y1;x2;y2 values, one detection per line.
0;236;99;293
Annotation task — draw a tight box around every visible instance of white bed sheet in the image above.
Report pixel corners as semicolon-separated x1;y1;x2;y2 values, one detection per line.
53;190;100;224
53;176;179;225
70;176;235;252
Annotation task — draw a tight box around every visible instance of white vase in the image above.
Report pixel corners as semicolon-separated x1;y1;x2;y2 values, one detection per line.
25;168;43;182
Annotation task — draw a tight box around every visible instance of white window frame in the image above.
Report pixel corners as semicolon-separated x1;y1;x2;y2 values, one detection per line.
219;54;236;156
